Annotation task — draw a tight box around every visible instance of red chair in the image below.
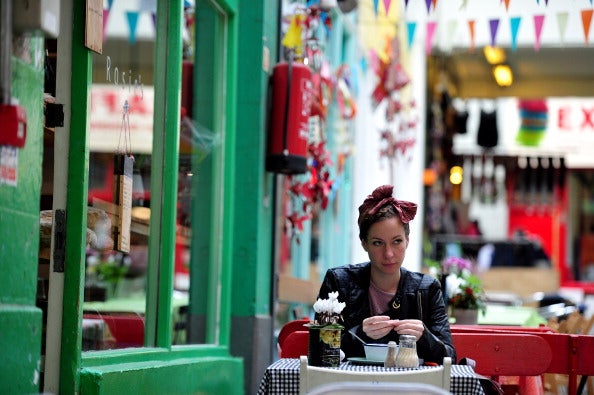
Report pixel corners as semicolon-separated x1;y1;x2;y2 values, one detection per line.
452;325;594;395
277;317;310;352
279;330;309;358
452;332;552;395
84;313;145;348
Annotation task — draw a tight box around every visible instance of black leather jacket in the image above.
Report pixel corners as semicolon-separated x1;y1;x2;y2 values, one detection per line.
316;263;456;364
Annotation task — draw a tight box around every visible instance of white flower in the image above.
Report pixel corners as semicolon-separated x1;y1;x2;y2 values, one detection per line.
313;292;346;326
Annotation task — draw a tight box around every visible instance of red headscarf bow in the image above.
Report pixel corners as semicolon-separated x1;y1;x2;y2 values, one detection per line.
358;185;417;224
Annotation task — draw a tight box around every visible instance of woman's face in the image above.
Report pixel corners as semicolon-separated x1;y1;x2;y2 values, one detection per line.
361;216;409;276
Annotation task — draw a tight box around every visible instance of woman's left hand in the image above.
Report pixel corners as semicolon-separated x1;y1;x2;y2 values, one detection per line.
392;319;424;341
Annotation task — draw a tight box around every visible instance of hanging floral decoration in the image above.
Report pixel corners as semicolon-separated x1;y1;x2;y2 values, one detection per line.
370;37;411;115
279;3;360;239
286;140;334;235
336;64;357;120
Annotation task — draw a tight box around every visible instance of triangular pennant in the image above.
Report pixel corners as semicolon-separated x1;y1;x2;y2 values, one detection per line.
557;12;569;45
139;0;157;13
489;19;500;47
426;21;437;55
151;13;157;33
407;21;417;49
510;16;521;51
425;0;432;13
459;0;468;9
504;0;510;11
582;9;594;45
445;19;458;51
544;0;549;5
103;9;110;42
107;0;114;11
373;0;379;16
126;11;140;45
404;0;410;9
468;20;476;52
432;0;438;9
383;0;392;14
533;15;545;51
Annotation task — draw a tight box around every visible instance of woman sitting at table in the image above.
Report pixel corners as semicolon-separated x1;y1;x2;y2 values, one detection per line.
316;185;456;364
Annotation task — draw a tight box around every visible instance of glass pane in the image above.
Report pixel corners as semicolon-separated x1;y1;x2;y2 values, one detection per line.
82;1;156;351
183;0;227;345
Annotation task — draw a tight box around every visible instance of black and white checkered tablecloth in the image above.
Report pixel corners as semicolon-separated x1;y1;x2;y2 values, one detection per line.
257;358;485;395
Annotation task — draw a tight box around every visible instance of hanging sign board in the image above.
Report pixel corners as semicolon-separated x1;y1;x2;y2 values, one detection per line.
85;0;103;54
113;154;133;252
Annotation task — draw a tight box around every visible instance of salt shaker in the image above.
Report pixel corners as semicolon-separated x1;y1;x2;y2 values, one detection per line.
395;334;419;368
384;341;398;367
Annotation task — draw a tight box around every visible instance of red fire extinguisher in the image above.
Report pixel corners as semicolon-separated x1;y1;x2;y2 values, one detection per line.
266;59;312;174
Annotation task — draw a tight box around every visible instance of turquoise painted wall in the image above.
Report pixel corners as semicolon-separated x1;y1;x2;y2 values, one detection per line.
0;37;44;393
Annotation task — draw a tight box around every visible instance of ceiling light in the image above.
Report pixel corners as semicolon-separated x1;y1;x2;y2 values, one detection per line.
483;46;506;65
493;64;513;87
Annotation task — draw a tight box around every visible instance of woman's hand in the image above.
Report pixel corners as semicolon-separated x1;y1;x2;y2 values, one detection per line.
362;316;395;340
392;319;424;341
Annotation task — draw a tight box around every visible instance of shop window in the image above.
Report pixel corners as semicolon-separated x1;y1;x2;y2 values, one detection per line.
80;0;230;351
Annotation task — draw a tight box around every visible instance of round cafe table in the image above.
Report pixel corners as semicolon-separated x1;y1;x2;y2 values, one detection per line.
257;358;486;395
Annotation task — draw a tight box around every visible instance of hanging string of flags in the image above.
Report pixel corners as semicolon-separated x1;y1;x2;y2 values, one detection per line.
368;0;594;53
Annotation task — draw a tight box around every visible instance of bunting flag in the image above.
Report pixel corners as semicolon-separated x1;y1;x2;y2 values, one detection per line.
489;19;500;47
407;21;417;49
533;14;545;51
103;9;110;42
510;16;521;51
426;21;437;55
468;20;476;52
139;0;156;12
446;19;458;51
545;0;549;5
503;0;510;11
432;0;438;10
126;11;140;45
373;0;379;16
460;0;468;10
404;0;410;9
425;0;432;13
383;0;392;14
107;0;114;10
557;12;569;45
581;9;594;45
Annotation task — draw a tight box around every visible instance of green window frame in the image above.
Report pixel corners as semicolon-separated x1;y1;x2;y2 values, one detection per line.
57;0;239;392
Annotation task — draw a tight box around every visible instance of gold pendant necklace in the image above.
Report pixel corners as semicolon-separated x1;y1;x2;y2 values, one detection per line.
392;301;400;310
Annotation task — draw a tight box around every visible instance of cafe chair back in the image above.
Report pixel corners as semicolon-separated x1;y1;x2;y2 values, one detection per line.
452;324;594;395
451;332;552;377
305;381;452;395
299;355;452;395
278;318;310;351
280;330;309;358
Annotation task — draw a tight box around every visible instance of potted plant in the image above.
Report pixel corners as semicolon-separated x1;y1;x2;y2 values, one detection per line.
307;291;346;367
427;256;486;325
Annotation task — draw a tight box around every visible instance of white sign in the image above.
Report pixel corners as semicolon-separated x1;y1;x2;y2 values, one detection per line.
454;97;594;168
90;84;154;153
0;146;18;186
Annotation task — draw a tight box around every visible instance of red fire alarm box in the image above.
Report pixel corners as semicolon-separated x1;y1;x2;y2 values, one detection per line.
0;104;27;148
